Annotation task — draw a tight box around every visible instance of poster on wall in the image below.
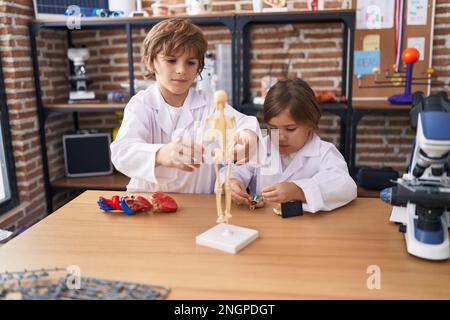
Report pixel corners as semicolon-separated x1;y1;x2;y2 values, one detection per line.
362;34;381;51
407;37;425;60
406;0;428;25
354;51;381;75
356;0;395;29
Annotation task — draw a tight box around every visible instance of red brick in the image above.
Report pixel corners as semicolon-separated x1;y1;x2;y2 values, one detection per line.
289;41;338;49
293;2;308;9
307;52;342;59
358;156;407;163
386;137;415;145
357;146;395;153
302;70;342;77
304;32;342;39
253;30;298;40
211;4;235;11
251;42;284;50
293;61;340;69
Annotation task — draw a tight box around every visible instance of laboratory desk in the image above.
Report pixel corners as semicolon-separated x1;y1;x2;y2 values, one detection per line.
0;191;448;299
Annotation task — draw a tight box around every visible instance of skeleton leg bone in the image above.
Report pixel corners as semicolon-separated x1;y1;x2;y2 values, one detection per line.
213;149;224;223
224;159;232;222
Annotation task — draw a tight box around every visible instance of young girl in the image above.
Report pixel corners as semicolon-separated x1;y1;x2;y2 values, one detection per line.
225;78;357;213
111;18;261;193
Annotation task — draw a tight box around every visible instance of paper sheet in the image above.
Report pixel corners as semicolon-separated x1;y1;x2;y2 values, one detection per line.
354;51;381;75
407;0;428;25
407;37;425;61
356;0;395;29
363;34;381;51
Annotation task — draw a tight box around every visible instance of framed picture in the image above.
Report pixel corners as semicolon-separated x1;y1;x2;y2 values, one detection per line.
32;0;109;18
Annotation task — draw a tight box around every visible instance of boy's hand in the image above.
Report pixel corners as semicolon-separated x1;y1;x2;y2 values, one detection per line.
232;129;258;165
229;178;251;205
261;182;306;203
156;136;203;172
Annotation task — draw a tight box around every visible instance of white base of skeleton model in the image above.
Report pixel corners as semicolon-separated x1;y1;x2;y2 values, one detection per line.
196;223;258;254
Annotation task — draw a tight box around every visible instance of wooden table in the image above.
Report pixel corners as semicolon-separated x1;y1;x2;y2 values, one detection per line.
0;191;449;299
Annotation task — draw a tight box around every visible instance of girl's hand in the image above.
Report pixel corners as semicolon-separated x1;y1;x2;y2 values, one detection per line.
261;182;306;203
156;136;203;172
231;129;258;165
230;178;251;205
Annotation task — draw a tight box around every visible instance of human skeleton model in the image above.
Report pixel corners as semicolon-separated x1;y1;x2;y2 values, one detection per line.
201;90;238;224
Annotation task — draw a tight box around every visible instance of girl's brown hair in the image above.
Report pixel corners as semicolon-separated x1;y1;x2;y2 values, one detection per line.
142;18;208;78
263;78;322;129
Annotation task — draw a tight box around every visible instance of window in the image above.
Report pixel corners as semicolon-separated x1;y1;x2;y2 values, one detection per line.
0;58;19;215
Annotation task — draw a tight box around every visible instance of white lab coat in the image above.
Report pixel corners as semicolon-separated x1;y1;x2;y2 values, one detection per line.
222;134;357;213
110;84;261;193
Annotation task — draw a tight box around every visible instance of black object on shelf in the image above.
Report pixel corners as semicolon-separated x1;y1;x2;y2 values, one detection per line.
63;132;113;178
356;166;399;191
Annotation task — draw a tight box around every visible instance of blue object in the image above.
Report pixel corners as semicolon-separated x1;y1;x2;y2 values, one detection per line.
414;220;444;245
354;51;380;75
97;198;114;211
388;63;414;105
420;112;450;141
380;187;392;204
252;194;263;201
64;6;97;17
119;197;135;215
64;6;124;18
107;90;130;103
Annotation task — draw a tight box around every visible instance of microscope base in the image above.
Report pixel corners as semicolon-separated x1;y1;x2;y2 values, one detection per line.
70;91;95;101
391;205;450;260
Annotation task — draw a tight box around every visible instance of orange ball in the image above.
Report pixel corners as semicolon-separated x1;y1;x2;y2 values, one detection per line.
402;48;420;64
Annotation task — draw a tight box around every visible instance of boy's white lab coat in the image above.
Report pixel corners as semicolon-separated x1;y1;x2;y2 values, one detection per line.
223;134;357;213
110;84;261;193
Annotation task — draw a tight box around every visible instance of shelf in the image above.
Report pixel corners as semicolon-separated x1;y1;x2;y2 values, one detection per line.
44;101;126;114
51;172;128;191
240;101;348;117
352;99;411;111
236;9;355;25
31;13;235;29
32;10;352;24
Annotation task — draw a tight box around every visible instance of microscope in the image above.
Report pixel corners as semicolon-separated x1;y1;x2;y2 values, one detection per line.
196;52;216;95
381;92;450;260
67;48;95;102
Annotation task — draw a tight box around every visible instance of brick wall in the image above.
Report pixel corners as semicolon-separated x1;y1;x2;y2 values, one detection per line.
0;0;47;235
1;0;449;237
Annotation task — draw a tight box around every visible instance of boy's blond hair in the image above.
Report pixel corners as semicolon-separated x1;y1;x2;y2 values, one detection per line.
142;18;208;78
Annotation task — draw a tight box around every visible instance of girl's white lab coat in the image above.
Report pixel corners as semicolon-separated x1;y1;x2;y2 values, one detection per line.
110;84;261;193
223;134;357;213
